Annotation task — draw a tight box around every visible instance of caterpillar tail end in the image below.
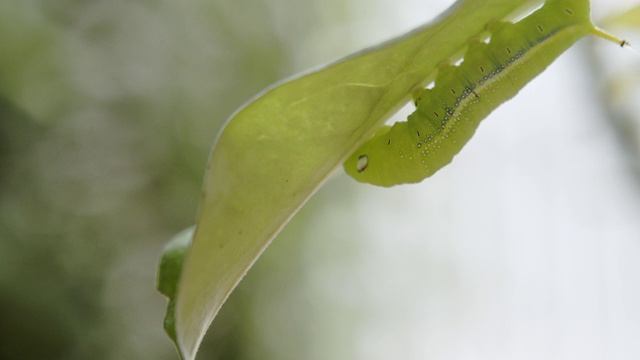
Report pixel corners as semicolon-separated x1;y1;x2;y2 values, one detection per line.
591;27;630;48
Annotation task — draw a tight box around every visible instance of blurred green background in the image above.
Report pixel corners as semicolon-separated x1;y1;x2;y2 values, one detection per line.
1;1;639;360
0;0;363;358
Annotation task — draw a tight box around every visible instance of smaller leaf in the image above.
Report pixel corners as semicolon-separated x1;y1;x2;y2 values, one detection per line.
157;226;194;357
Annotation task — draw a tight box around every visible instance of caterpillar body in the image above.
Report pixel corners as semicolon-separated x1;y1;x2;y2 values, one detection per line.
343;0;626;187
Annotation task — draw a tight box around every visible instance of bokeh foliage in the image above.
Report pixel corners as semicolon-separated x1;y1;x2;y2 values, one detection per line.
0;0;352;359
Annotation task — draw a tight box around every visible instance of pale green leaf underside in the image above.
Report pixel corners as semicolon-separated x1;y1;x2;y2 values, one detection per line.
159;0;544;359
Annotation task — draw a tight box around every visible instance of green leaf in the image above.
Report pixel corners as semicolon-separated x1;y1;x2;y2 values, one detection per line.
159;0;542;358
156;226;193;358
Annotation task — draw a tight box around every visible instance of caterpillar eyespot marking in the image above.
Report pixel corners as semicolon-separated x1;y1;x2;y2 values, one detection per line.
356;155;368;173
344;0;627;187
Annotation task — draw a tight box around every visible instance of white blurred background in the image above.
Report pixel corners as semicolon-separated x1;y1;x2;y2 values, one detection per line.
0;0;638;359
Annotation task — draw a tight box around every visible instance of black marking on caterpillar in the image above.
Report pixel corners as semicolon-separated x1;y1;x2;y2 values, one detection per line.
344;0;627;187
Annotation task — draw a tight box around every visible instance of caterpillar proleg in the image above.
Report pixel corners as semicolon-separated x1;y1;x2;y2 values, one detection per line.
344;0;627;187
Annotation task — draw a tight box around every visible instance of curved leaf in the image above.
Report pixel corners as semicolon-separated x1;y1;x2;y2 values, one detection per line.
160;0;542;358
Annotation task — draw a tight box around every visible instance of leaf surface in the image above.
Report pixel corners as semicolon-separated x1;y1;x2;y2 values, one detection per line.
158;1;542;358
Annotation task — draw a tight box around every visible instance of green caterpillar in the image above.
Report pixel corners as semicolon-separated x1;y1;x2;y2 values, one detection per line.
343;0;627;187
